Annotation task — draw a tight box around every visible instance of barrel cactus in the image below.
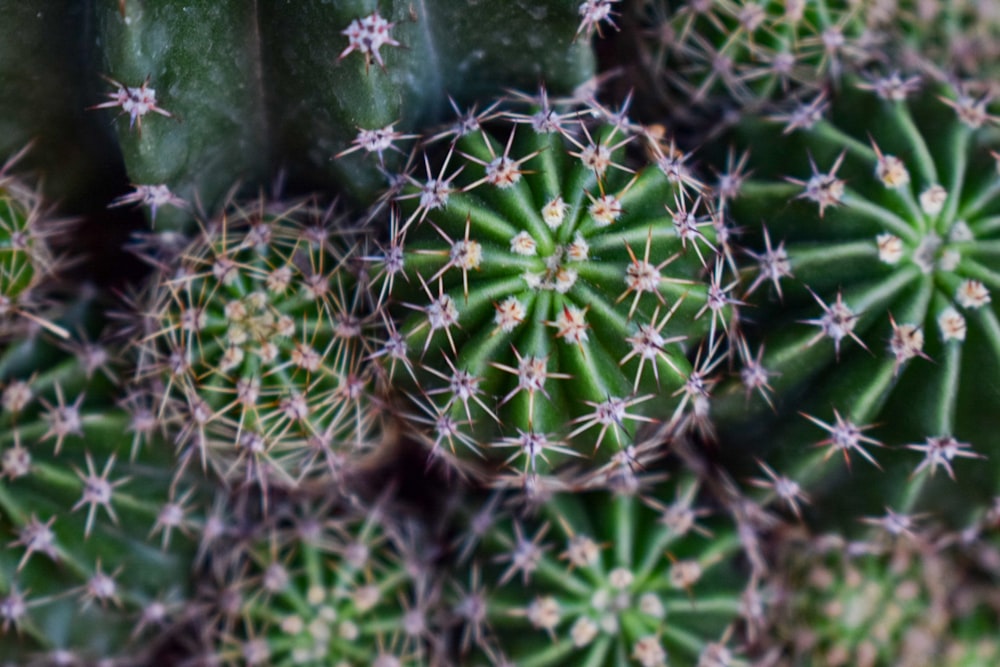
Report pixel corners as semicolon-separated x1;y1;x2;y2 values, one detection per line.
212;494;442;667
0;311;203;664
447;467;753;666
92;0;597;229
373;95;725;482
762;527;1000;667
710;75;1000;526
138;196;392;493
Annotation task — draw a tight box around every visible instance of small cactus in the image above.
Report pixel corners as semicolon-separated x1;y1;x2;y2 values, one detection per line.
711;75;1000;526
448;467;752;666
0;314;202;664
212;494;442;666
375;95;723;481
138;197;391;492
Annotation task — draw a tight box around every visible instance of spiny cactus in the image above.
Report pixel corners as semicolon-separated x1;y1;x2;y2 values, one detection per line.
211;494;442;667
93;0;596;228
0;311;203;664
630;0;1000;123
447;465;753;666
631;0;876;114
374;94;726;482
761;526;1000;667
0;148;63;341
710;75;1000;527
138;196;393;493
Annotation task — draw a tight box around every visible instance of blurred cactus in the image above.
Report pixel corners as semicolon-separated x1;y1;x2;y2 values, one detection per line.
0;303;202;664
211;493;442;666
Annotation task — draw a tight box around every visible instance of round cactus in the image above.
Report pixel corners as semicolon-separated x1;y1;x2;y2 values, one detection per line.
762;528;1000;667
629;0;1000;122
138;197;392;493
374;95;724;481
0;319;203;664
212;494;442;667
447;467;753;666
710;75;1000;526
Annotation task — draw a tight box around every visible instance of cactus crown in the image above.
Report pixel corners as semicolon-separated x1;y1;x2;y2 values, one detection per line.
375;93;725;482
138;197;389;493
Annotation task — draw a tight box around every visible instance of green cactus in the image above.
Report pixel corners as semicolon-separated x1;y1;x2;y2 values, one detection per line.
212;494;441;666
138;196;392;492
708;75;1000;527
447;467;753;666
0;148;66;342
373;95;728;482
0;308;203;664
93;0;596;229
761;527;1000;667
629;0;1000;122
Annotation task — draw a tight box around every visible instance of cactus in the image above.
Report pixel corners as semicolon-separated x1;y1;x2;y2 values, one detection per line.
93;0;596;228
761;526;1000;667
374;95;725;481
709;75;1000;527
447;465;753;666
0;307;203;664
211;493;442;667
629;0;1000;123
0;148;66;341
138;196;393;493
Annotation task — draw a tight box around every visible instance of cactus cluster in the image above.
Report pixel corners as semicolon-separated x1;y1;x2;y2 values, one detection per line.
2;1;1000;666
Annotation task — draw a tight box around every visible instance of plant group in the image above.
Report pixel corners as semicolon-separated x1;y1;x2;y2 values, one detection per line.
2;2;1000;666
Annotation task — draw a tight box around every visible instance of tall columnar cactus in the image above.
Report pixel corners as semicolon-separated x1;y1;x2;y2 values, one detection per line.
138;197;391;493
448;468;753;665
0;317;203;664
212;494;441;666
0;150;63;342
93;0;596;228
710;75;1000;526
374;96;724;482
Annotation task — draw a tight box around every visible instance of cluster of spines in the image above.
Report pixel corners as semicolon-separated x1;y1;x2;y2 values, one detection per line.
363;90;740;486
136;197;392;494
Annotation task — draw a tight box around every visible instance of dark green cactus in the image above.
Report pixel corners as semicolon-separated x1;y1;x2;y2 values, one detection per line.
375;96;725;482
94;0;596;229
139;196;392;492
710;76;1000;527
0;308;203;664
